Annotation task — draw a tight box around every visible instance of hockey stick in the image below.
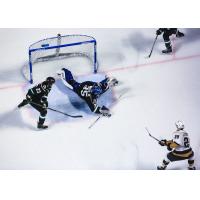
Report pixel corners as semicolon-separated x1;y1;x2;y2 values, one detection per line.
146;35;158;58
88;92;125;129
28;101;83;118
47;107;83;118
88;115;101;129
145;127;160;142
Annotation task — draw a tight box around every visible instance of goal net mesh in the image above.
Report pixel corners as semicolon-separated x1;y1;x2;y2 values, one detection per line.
22;34;97;83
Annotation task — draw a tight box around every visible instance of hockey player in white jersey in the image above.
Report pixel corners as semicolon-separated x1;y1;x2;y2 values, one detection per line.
157;121;195;170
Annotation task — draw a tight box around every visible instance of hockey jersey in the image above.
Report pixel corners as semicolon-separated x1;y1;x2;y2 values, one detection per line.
73;81;102;114
27;82;52;104
171;130;191;152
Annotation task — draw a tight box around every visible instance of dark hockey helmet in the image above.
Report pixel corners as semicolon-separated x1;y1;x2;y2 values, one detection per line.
44;77;55;88
91;83;102;97
46;77;56;84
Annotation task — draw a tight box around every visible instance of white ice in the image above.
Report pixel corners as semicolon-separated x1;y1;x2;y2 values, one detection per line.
0;28;200;169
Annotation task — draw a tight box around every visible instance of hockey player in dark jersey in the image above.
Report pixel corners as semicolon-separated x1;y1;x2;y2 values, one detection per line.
18;77;56;129
156;28;184;53
57;68;118;117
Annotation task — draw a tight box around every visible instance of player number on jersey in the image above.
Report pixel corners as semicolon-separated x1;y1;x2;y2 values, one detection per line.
81;86;92;97
184;137;190;148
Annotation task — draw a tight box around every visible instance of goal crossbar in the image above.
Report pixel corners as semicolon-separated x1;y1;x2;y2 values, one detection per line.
28;34;98;83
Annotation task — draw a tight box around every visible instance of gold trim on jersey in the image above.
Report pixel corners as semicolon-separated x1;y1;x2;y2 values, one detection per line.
172;148;193;158
166;140;179;148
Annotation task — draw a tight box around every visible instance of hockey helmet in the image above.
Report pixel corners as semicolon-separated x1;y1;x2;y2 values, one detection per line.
46;77;55;84
175;121;184;130
45;77;56;88
91;84;102;97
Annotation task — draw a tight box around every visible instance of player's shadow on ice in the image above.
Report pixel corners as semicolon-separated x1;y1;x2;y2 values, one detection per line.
173;28;200;52
0;109;33;130
0;69;24;83
122;31;163;55
47;80;91;123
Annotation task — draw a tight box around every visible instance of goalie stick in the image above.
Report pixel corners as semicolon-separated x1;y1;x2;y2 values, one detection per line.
145;127;160;142
88;92;126;129
27;101;83;118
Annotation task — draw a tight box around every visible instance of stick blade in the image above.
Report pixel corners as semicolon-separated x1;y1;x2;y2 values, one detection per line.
145;126;151;136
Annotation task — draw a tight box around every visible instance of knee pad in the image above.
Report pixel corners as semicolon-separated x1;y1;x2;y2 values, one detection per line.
41;109;47;117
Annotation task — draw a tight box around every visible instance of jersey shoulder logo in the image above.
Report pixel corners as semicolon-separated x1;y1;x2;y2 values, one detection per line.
174;135;179;139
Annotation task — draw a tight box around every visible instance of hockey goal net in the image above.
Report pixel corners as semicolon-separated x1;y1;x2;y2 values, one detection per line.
23;34;98;83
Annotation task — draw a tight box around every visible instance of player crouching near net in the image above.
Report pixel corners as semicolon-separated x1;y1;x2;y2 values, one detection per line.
17;77;56;129
157;121;195;170
57;68;118;117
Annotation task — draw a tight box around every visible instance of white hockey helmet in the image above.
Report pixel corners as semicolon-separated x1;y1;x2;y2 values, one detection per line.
175;121;184;130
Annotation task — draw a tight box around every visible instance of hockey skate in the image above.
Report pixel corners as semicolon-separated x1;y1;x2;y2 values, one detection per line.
37;122;48;129
162;48;172;54
188;166;196;170
157;166;167;170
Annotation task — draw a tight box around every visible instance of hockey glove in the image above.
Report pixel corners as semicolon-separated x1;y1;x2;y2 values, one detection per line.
41;101;48;109
26;94;32;102
167;146;173;151
42;104;47;109
159;139;167;146
156;29;162;35
100;106;111;117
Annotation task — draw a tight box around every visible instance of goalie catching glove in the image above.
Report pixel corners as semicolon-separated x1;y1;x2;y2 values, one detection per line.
106;76;119;88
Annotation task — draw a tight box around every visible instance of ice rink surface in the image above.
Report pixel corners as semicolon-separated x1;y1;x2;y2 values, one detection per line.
0;28;200;169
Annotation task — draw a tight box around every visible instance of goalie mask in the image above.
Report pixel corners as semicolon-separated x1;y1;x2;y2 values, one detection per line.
175;121;184;130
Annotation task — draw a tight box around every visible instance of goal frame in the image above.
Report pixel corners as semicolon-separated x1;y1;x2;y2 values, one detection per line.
28;34;98;84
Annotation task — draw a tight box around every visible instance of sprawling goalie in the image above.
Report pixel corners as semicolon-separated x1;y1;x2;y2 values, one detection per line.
57;68;118;117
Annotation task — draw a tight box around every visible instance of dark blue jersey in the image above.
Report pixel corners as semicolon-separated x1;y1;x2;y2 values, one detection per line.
73;81;103;113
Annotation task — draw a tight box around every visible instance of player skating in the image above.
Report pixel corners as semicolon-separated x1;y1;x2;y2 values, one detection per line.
18;77;56;129
57;68;118;117
156;28;184;53
157;121;195;170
